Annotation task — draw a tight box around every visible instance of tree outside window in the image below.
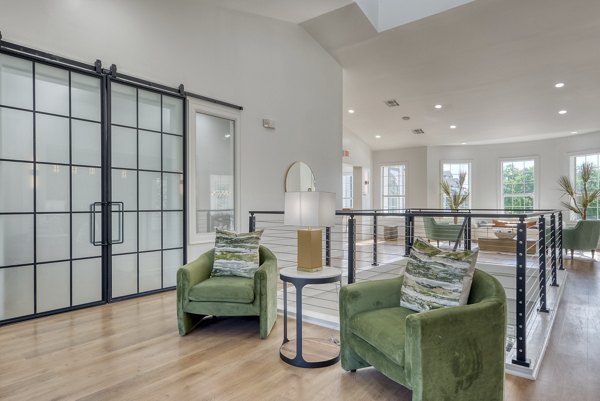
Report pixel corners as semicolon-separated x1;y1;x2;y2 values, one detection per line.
502;160;535;210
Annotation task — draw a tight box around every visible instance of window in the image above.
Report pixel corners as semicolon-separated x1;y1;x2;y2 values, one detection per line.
501;159;536;210
573;154;600;220
441;162;471;209
188;99;240;243
381;164;406;210
342;174;353;208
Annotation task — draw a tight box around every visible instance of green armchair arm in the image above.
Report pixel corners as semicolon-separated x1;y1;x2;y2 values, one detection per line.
255;246;278;338
339;277;404;321
176;249;214;335
404;298;506;401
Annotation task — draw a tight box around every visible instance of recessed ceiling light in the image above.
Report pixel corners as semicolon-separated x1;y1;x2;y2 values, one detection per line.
375;135;382;139
558;110;567;115
224;134;231;138
554;82;565;88
348;109;355;114
434;104;443;109
461;142;467;145
450;125;457;129
571;131;578;134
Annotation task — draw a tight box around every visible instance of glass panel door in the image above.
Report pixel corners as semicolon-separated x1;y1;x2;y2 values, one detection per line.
109;82;184;299
0;53;103;321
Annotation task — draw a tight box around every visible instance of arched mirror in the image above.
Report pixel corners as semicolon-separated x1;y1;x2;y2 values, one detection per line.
285;161;316;192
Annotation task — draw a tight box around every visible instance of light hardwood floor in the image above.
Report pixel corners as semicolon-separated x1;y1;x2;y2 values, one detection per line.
0;256;598;401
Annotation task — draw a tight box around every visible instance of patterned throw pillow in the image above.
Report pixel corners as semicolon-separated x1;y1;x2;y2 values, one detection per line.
400;238;478;312
211;228;263;279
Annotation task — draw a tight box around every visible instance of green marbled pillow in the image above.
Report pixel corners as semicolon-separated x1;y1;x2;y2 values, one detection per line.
211;228;263;279
400;238;478;312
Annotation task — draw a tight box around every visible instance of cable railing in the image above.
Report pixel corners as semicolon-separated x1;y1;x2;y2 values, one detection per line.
249;208;563;369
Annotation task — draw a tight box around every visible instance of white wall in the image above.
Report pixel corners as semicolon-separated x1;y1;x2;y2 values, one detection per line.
370;131;600;216
0;0;343;259
372;146;428;208
343;130;373;209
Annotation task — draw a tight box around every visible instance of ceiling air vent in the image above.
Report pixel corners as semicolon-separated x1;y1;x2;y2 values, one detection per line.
412;128;425;135
384;99;399;107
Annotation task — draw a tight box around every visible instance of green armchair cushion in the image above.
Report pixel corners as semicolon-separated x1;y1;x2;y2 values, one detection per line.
422;216;463;243
211;228;263;278
188;276;255;304
562;220;600;255
400;239;478;312
349;306;416;367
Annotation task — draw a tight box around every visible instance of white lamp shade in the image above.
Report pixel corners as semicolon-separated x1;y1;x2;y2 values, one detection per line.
284;191;336;227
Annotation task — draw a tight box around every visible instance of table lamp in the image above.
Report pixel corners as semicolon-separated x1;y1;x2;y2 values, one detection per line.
284;191;336;272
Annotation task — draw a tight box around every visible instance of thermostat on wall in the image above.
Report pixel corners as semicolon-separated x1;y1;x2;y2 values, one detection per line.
262;119;275;129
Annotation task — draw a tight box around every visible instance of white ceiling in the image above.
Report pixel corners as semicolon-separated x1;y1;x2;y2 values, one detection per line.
203;0;600;150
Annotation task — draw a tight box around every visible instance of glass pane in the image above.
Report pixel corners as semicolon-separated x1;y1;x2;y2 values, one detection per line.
0;161;34;213
112;169;137;211
36;114;69;164
37;261;70;313
163;211;183;248
163;249;182;288
139;212;161;251
139;251;161;292
35;64;69;116
72;120;101;166
138;130;161;171
111;212;137;254
37;214;70;263
72;213;101;259
139;171;161;210
111;83;136;127
138;90;161;131
0;215;34;266
0;107;33;161
72;258;102;305
0;54;33;109
72;166;101;212
162;95;182;135
163;134;183;172
0;265;34;320
111;126;137;169
163;173;183;210
112;254;137;298
71;73;101;121
37;164;69;212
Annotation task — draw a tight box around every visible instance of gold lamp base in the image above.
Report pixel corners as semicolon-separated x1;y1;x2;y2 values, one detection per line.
297;228;323;272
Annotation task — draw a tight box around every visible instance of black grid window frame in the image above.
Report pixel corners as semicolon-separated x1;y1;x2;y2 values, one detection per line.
106;78;186;302
0;49;106;325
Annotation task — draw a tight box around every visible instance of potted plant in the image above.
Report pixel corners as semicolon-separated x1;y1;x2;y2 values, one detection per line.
441;171;470;222
558;162;600;220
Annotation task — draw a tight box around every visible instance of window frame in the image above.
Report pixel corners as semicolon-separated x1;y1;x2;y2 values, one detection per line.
342;173;353;209
440;160;472;209
380;163;407;211
187;98;241;244
571;152;600;221
499;157;538;211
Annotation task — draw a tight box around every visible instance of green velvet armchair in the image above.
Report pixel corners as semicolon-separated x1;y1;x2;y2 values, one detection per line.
562;220;600;260
177;246;277;339
340;269;506;401
422;216;463;246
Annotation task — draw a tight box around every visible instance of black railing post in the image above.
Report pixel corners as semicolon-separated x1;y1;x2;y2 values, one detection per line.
372;215;378;266
348;217;356;284
249;213;256;232
512;219;531;367
404;211;414;256
538;216;549;313
558;212;564;270
325;226;331;267
550;213;558;287
465;216;472;251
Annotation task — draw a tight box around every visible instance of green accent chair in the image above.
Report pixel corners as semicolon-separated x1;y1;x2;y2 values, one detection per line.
340;269;506;401
177;246;277;338
422;216;463;246
562;220;600;260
